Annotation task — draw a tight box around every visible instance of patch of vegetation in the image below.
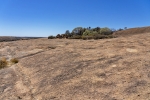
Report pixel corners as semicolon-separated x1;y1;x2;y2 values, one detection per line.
48;35;55;39
10;58;19;64
82;36;93;40
48;26;121;40
0;58;8;69
68;35;82;39
0;58;19;69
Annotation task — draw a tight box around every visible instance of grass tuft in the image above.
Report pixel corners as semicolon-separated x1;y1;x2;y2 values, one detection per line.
10;58;19;64
0;58;8;69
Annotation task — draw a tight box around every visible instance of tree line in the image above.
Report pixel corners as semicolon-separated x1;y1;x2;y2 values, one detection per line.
48;27;126;40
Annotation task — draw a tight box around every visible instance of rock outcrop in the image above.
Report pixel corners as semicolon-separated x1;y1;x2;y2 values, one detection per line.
0;33;150;100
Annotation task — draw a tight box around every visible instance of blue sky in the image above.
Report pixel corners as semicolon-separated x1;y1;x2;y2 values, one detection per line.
0;0;150;37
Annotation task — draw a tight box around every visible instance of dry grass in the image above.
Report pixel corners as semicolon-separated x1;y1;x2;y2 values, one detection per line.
10;58;19;64
0;58;19;69
0;58;8;69
114;26;150;37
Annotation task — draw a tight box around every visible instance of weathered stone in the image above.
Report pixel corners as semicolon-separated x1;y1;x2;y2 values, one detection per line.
0;33;150;100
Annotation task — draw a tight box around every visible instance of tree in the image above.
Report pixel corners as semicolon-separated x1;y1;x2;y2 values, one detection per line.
92;27;101;32
118;28;123;31
65;30;71;38
124;27;127;30
72;27;83;35
65;30;70;34
89;27;91;30
100;27;112;35
111;28;116;32
56;34;62;38
82;30;91;36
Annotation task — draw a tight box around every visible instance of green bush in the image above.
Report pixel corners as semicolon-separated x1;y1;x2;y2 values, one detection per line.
82;30;93;36
100;27;112;35
91;31;99;36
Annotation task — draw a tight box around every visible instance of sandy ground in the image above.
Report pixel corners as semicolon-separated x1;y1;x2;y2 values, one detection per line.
0;33;150;100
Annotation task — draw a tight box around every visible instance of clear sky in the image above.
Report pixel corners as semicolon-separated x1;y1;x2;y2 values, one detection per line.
0;0;150;37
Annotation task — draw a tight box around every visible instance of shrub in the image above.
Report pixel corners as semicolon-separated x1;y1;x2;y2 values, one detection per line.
100;27;112;35
0;58;7;69
89;31;99;37
10;58;19;64
93;35;106;39
68;35;82;39
82;30;92;36
48;35;55;39
93;34;115;39
82;36;87;40
82;36;93;40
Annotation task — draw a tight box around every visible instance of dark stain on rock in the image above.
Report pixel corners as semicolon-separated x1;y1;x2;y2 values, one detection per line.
94;81;116;89
124;80;147;94
124;85;137;94
107;56;123;64
50;63;84;85
96;73;107;78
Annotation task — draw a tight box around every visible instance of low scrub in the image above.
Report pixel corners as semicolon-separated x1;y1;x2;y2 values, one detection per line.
82;35;115;40
48;35;55;39
0;58;19;69
10;58;19;64
100;27;113;35
93;35;114;39
0;58;8;69
68;35;82;39
82;36;93;40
